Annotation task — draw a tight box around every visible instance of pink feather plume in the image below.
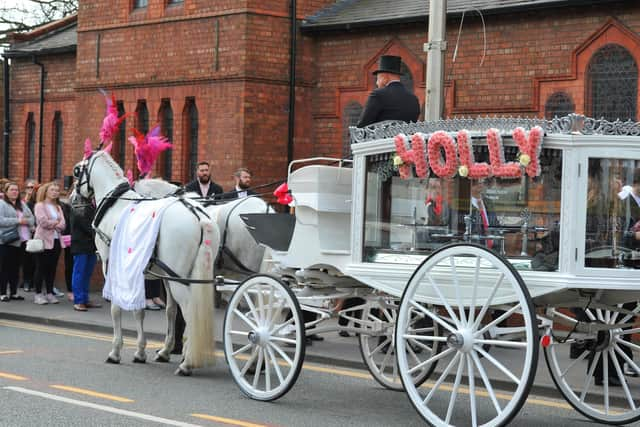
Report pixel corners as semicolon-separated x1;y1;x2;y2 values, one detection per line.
126;169;134;186
98;89;127;145
83;138;93;159
128;125;172;176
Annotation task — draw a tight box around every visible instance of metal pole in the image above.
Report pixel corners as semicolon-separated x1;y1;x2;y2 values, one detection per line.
424;0;447;121
287;0;297;169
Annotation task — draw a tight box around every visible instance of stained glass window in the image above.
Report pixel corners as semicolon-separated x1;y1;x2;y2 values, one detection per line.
544;92;575;120
586;44;638;122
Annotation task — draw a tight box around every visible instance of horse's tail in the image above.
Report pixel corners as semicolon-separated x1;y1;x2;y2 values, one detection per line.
186;218;219;368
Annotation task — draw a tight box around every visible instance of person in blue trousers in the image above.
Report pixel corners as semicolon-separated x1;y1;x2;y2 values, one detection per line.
70;190;100;311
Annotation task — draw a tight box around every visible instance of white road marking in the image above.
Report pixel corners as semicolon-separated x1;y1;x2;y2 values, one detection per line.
4;386;203;426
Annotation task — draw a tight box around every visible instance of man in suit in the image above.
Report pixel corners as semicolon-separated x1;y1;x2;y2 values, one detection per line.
357;55;421;128
222;168;257;200
184;161;223;198
469;179;498;247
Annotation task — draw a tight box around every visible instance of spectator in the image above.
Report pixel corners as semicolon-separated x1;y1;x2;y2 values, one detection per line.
0;182;34;301
21;182;39;292
223;168;256;200
32;181;67;305
145;279;165;310
70;189;100;311
58;193;73;300
184;161;223;198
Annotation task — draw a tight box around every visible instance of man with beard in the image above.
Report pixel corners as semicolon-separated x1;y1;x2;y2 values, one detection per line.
223;168;257;200
184;161;223;198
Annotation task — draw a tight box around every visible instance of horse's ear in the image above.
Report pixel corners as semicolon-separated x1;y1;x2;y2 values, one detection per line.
83;138;93;159
103;142;113;154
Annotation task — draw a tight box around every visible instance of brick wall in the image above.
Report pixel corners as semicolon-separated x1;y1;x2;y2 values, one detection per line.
309;2;640;156
0;59;4;177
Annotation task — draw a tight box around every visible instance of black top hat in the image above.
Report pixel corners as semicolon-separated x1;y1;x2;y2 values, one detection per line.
373;55;403;75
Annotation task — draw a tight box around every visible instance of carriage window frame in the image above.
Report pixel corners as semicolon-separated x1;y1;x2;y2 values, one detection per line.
576;149;640;276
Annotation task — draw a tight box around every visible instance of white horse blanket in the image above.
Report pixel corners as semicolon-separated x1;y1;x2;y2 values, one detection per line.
103;198;177;310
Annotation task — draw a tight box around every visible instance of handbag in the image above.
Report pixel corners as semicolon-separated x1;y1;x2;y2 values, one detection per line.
0;227;19;245
25;238;45;253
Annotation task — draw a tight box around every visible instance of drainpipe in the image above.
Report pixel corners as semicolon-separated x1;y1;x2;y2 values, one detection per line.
2;57;9;178
32;56;45;182
287;0;297;169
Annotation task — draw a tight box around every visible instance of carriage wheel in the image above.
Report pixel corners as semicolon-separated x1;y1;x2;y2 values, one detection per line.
544;303;640;425
358;298;439;390
223;274;305;401
396;243;537;427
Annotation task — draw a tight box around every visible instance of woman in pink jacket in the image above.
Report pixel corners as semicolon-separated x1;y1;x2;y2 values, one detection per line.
33;182;67;305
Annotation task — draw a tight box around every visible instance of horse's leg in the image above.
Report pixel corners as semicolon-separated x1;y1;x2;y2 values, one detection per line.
176;297;192;376
132;308;147;363
107;304;123;364
155;280;176;363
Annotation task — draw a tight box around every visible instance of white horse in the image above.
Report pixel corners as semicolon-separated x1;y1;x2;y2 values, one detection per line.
74;151;219;376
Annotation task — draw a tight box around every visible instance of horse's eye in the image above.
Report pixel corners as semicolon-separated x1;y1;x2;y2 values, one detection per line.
73;165;82;178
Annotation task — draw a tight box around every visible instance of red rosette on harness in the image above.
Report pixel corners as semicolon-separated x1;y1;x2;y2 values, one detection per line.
274;182;292;205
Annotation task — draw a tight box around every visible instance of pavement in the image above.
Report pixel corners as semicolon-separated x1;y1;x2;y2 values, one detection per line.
0;289;633;404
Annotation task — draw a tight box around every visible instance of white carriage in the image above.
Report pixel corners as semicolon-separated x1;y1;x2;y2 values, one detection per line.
220;114;640;426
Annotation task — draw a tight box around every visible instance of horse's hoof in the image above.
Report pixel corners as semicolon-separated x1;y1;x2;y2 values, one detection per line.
106;357;120;364
175;367;192;376
133;357;146;364
154;353;170;363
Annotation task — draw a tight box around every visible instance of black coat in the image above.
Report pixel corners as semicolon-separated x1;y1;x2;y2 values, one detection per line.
184;179;223;198
220;189;257;200
357;81;421;128
70;196;96;255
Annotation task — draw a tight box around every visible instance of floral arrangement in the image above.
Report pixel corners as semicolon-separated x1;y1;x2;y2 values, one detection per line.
427;131;458;178
513;126;543;177
393;134;415;179
457;129;491;179
486;128;521;179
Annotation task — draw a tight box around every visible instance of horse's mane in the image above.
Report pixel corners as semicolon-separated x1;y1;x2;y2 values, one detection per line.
134;178;179;197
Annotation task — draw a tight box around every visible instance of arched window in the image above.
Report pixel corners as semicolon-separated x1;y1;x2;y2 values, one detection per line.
342;102;363;158
52;111;63;179
135;100;149;134
182;97;198;183
112;100;126;168
586;44;638;121
544;92;575;119
26;113;35;179
158;99;173;180
134;0;148;9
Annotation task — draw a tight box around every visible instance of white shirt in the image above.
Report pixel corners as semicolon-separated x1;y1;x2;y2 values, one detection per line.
235;186;248;199
198;181;210;197
46;203;60;239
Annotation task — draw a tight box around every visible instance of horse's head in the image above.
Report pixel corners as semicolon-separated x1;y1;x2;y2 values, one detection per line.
73;156;95;200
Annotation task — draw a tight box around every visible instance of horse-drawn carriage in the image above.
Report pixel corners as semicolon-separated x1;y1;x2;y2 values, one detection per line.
76;114;640;427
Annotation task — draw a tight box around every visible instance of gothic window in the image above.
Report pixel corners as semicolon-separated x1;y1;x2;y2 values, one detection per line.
183;98;198;183
159;99;173;180
26;113;35;179
586;44;638;122
134;0;148;9
135;100;149;134
342;102;363;158
113;101;126;168
544;92;575;119
52;111;63;179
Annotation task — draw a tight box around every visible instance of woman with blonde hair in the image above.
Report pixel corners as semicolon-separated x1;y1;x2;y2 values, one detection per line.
0;182;34;301
32;181;68;305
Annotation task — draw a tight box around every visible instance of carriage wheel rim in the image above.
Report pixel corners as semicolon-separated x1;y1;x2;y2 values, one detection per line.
223;274;305;401
544;304;640;425
396;243;537;427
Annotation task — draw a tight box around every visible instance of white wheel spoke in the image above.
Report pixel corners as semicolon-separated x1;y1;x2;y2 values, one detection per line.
252;349;264;388
269;336;297;345
424;352;461;405
409;347;455;375
561;348;590;378
579;351;600;402
596;309;605;323
381;308;394;323
410;326;435;334
616;337;640;354
268;341;294;367
469;256;481;325
609;348;635;410
377;342;394;374
403;334;448;343
391;352;399;382
475;303;521;337
614;345;640;376
584;309;597;322
474;339;528;349
472;273;505;331
257;286;266;324
242;293;261;326
410;301;457;335
405;340;424;368
233;309;259;331
467;354;478;427
270;316;295;336
550;309;578;325
445;353;466;424
266;286;275;326
232;342;253;357
407;337;436;354
603;350;609;414
471;351;502;415
474;345;520;384
427;275;462;328
240;347;260;376
266;345;285;385
263;349;271;392
616;327;640;337
369;337;392;357
449;256;467;325
229;329;252;337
